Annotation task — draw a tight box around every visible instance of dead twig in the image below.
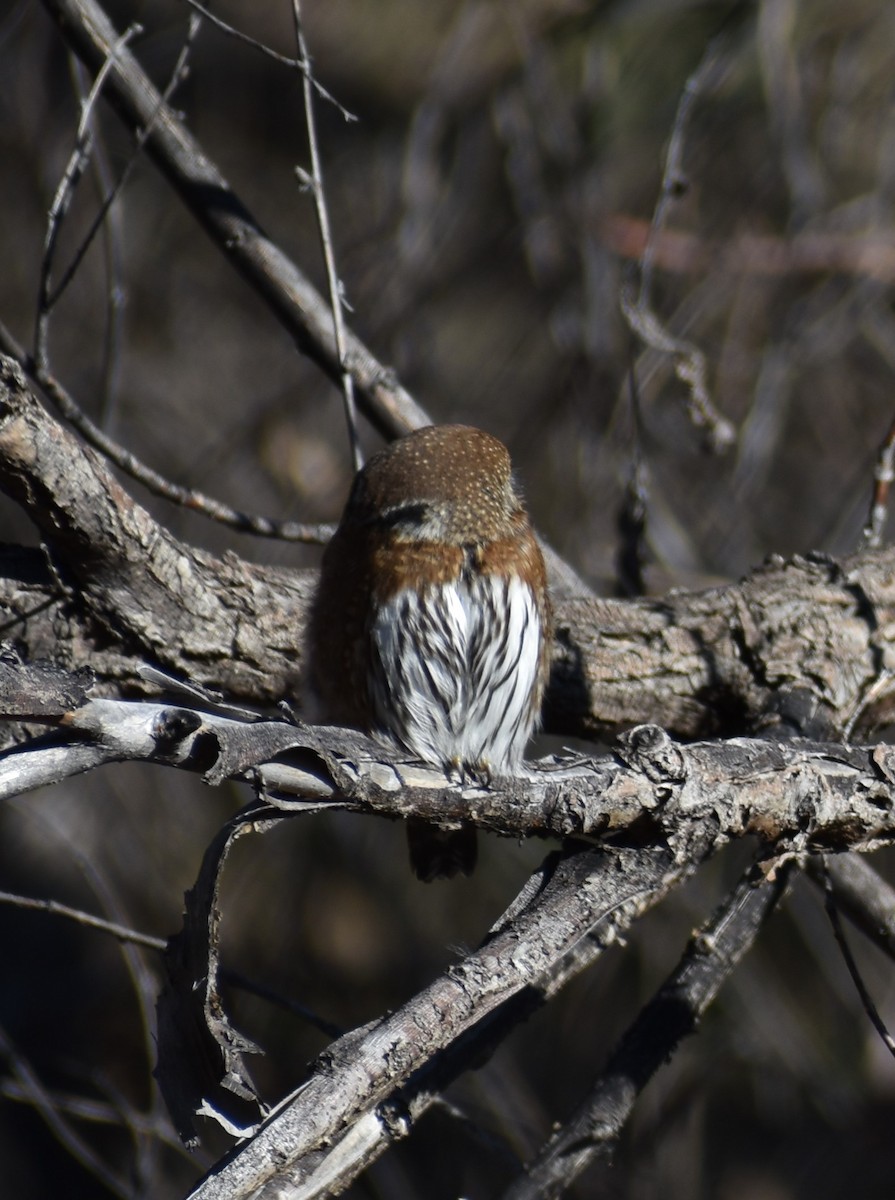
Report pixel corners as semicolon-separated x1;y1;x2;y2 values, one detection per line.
292;0;363;471
861;413;895;549
180;0;355;119
621;36;735;453
0;320;334;543
500;858;792;1199
822;857;895;1058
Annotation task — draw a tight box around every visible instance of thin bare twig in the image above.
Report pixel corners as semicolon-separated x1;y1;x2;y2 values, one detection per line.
180;0;355;119
757;0;827;224
0;319;334;543
621;37;736;454
861;412;895;548
34;22;141;370
56;827;167;1171
292;0;363;472
822;857;895;1058
219;971;344;1041
23;15;331;542
47;17;200;324
0;1021;133;1198
638;39;723;304
0;1078;189;1153
49;14;202;446
41;0;430;441
0;886;339;1041
807;854;895;962
621;283;735;452
68;56;127;426
0;888;166;950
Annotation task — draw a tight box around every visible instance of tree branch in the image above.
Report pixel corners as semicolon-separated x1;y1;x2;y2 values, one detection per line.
3;671;895;858
4;657;893;1195
0;355;315;703
807;853;895;961
4;355;895;740
39;0;428;441
186;840;703;1200
500;859;792;1199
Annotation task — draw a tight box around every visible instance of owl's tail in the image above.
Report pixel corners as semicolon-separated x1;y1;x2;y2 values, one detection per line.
406;818;477;882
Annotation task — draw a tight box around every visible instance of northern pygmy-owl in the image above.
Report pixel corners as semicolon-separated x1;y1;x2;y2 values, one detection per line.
306;424;550;880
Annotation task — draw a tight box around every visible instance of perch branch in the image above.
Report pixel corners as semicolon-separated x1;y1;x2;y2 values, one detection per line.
3;674;895;858
4;352;895;734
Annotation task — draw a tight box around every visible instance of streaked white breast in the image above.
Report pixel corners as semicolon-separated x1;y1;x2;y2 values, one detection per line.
369;573;542;773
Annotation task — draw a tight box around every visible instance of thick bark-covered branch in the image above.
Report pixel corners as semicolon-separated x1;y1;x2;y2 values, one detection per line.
186;841;703;1200
549;545;895;739
500;862;792;1200
3;676;895;858
3;356;895;743
0;356;314;703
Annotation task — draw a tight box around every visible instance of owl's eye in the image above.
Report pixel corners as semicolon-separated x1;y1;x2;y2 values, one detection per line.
378;502;430;532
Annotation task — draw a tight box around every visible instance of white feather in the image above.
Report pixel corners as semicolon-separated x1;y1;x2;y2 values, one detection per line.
369;574;542;773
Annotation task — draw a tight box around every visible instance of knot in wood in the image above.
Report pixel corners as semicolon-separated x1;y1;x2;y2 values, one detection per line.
552;788;591;836
378;1096;413;1139
616;724;688;784
150;706;202;754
